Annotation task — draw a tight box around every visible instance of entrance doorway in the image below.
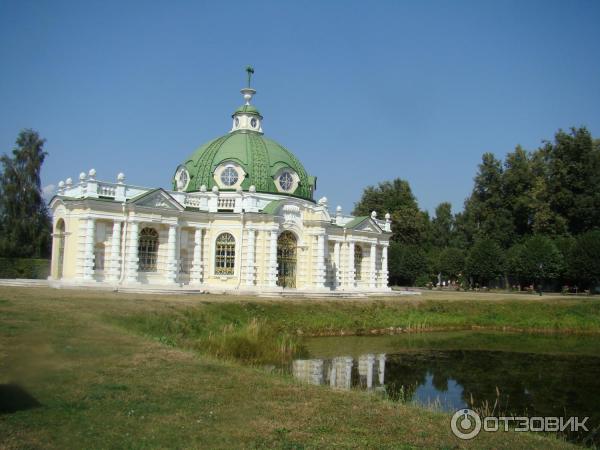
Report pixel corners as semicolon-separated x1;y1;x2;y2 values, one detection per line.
277;231;297;288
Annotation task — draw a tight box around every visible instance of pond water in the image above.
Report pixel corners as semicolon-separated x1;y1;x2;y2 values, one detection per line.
292;331;600;445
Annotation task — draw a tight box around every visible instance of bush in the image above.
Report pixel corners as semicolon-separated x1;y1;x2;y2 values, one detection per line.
415;274;432;287
0;257;50;279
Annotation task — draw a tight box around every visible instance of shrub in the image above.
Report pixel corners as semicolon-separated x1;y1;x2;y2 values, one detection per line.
0;257;50;279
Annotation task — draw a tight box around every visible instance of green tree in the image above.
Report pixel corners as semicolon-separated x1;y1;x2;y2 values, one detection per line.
0;129;51;257
545;127;600;234
388;242;428;286
438;247;465;281
461;153;515;247
567;230;600;291
430;202;454;248
502;146;535;236
506;235;563;287
465;238;505;286
354;178;429;245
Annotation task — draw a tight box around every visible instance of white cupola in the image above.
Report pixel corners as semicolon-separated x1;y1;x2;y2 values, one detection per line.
230;67;263;133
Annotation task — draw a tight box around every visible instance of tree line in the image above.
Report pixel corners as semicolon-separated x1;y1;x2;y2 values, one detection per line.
354;127;600;292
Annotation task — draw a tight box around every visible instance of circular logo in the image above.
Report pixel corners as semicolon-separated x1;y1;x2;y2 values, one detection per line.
450;408;482;440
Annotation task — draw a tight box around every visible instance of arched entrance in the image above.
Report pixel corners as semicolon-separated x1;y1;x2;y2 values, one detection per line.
55;219;65;279
277;231;297;288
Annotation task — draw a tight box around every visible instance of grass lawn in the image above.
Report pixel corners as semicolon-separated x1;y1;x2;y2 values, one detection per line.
1;287;595;449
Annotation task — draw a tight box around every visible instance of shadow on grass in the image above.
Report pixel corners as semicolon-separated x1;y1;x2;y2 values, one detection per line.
0;383;41;414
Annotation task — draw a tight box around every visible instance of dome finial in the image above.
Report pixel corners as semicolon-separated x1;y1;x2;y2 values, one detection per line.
241;66;256;105
246;65;254;88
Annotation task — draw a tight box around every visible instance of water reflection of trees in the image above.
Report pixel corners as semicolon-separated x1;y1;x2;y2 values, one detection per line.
293;350;600;444
383;350;600;444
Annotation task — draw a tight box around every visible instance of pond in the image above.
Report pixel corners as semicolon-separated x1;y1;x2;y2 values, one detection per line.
292;331;600;445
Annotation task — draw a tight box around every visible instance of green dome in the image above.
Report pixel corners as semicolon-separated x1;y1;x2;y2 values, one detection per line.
174;130;316;201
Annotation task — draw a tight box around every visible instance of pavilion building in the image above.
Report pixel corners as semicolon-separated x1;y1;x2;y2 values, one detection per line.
49;75;392;294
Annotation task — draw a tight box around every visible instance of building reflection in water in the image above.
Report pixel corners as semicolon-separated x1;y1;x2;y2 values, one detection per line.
292;353;386;390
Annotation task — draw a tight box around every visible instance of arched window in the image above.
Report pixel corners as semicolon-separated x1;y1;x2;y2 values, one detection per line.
215;233;235;275
139;227;159;272
354;245;363;281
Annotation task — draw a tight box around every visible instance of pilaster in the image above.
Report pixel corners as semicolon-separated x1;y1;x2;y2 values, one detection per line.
165;224;178;284
124;221;140;284
245;228;256;286
106;220;122;282
189;228;203;285
369;244;377;289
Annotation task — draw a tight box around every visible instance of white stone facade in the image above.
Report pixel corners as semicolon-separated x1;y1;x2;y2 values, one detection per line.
49;173;392;294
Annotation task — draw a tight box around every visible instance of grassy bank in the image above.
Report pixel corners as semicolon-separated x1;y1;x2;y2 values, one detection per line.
0;287;592;449
111;291;600;365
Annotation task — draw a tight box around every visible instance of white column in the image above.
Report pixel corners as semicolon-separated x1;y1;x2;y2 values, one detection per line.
81;217;96;281
268;230;278;287
124;221;139;284
246;228;256;286
314;234;326;288
333;241;341;290
346;241;355;289
369;243;377;289
106;220;122;282
165;224;178;284
190;228;203;285
378;354;386;385
366;354;375;389
344;356;353;390
381;244;389;289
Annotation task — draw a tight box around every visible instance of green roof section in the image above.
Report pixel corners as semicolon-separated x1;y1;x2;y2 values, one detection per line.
262;199;284;215
174;130;316;201
343;216;369;229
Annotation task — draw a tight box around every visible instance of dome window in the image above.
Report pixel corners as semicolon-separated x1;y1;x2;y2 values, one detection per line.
220;166;239;187
250;118;257;128
279;171;294;191
274;168;299;194
174;165;190;191
234;117;240;128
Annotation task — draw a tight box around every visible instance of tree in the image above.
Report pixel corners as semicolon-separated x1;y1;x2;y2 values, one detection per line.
567;231;600;291
354;178;429;245
388;242;428;286
506;235;563;287
503;146;535;236
545;127;600;234
461;153;515;247
465;238;505;287
438;247;465;281
431;202;454;248
0;129;51;258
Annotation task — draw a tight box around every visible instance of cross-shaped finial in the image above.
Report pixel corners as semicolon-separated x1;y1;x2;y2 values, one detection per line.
246;65;255;87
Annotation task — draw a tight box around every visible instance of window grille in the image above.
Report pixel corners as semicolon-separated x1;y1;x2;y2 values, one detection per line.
354;245;363;280
215;233;235;275
139;227;159;272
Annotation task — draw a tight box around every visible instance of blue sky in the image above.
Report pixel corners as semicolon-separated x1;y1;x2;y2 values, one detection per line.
1;0;599;215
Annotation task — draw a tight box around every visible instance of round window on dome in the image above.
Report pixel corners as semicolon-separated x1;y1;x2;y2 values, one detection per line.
220;167;239;187
234;117;240;128
250;118;257;128
175;165;190;191
279;171;294;191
